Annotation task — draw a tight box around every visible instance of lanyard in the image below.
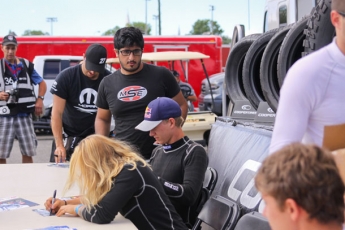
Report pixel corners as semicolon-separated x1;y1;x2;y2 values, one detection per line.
5;61;22;81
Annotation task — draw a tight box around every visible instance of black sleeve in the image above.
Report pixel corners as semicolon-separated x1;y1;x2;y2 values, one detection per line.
81;166;143;224
159;146;209;205
161;67;181;98
50;67;74;99
95;77;109;110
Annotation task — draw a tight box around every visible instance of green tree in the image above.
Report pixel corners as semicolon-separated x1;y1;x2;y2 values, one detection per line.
190;19;224;35
102;26;121;36
102;22;151;36
127;22;151;35
222;35;232;45
22;30;49;36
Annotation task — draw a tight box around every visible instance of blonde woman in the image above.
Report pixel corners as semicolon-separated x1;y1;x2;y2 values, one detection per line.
44;134;187;229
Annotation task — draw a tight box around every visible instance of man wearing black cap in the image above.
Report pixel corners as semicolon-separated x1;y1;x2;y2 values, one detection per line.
50;44;109;163
0;34;47;164
136;97;208;228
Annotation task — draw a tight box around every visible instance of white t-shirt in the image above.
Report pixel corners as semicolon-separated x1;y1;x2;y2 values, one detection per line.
270;38;345;153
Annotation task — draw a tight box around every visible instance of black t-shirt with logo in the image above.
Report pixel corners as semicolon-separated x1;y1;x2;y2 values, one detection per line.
96;63;180;159
51;64;106;137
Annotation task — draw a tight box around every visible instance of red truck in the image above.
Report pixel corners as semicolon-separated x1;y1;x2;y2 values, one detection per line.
0;35;224;101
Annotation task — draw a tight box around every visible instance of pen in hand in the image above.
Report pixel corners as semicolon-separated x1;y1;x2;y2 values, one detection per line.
50;189;57;215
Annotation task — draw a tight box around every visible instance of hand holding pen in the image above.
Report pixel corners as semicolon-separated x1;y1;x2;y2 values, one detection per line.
50;189;57;215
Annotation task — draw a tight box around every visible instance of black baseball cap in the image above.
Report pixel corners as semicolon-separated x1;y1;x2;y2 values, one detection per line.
2;35;17;46
85;44;107;73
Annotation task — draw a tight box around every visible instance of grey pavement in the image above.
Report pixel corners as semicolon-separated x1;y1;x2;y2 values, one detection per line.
6;134;54;164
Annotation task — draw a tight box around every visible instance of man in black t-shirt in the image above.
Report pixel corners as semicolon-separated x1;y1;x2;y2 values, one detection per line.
51;44;108;163
95;27;188;159
136;97;208;227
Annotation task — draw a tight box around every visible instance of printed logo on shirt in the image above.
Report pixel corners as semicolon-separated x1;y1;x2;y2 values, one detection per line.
51;81;58;92
117;86;147;102
164;182;179;191
74;88;98;114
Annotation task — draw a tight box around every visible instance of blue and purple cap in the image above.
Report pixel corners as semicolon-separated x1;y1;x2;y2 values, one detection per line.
135;97;181;131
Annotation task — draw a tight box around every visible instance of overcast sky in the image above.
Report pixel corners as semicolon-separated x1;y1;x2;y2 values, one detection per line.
0;0;266;37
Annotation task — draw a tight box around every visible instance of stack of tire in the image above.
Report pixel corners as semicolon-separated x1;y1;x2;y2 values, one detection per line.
225;0;334;113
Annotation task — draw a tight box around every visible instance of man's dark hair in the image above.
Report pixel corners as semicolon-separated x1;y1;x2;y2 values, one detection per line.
114;27;144;50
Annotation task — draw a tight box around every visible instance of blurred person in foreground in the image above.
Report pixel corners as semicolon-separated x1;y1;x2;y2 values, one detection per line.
270;0;345;153
136;97;208;227
0;34;47;164
255;143;345;230
95;27;188;160
172;70;197;112
50;44;109;163
44;134;188;229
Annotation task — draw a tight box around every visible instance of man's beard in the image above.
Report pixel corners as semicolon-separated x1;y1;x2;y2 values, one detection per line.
120;60;141;73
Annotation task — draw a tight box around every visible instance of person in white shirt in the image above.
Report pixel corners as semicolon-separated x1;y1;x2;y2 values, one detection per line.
270;0;345;153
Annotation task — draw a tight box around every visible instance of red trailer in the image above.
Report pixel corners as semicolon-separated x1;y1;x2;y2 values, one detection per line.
0;35;223;101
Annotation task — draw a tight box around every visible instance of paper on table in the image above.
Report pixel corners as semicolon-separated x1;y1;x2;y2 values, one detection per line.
25;226;77;230
47;163;69;168
32;208;52;217
0;197;39;212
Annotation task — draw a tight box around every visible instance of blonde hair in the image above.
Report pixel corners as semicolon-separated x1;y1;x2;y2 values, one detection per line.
63;134;148;211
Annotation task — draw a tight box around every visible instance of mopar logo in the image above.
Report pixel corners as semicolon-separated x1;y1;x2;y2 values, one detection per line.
79;88;98;104
241;105;251;110
267;108;274;113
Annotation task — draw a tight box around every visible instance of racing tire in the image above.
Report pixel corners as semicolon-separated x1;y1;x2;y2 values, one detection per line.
242;28;280;110
303;0;334;56
225;34;261;103
277;16;309;87
260;25;293;112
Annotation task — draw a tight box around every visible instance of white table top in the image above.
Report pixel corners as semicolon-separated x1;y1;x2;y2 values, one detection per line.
0;163;136;230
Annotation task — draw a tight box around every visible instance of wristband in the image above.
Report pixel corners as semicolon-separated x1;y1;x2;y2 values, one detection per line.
75;204;82;216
